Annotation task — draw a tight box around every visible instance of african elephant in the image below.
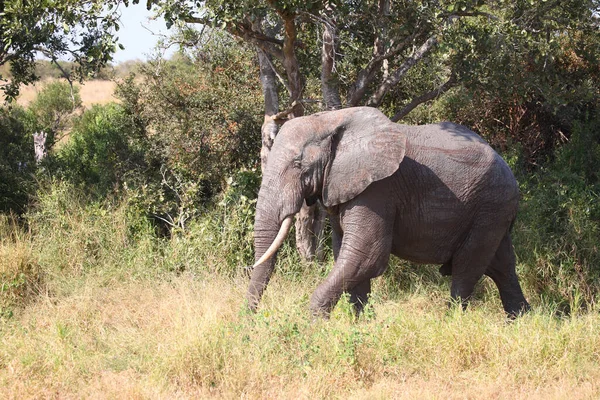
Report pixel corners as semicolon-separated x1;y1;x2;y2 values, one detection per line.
247;107;530;317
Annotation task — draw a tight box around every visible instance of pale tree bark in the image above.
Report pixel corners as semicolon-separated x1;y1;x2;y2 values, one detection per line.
253;17;280;173
347;0;390;106
320;6;342;111
277;9;304;118
368;35;439;107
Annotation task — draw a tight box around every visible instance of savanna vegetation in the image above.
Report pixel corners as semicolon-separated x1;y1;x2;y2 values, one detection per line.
1;0;600;398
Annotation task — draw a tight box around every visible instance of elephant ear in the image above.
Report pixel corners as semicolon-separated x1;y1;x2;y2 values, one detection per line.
322;123;407;207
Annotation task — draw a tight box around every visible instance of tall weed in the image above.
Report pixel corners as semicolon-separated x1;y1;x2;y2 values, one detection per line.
25;181;159;290
0;216;41;319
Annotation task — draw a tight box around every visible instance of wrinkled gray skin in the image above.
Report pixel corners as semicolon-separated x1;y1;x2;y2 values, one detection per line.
248;107;530;317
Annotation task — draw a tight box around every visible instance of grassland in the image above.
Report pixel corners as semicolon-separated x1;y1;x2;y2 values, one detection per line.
1;185;599;399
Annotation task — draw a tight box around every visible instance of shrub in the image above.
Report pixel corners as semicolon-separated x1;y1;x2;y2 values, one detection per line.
115;32;263;201
28;80;82;147
56;103;147;198
179;168;261;275
0;106;38;214
26;180;159;284
515;117;600;308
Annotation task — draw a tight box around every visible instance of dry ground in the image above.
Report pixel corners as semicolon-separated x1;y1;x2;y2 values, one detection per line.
16;79;117;108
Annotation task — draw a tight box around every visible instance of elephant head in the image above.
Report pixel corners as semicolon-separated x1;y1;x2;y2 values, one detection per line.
247;107;407;310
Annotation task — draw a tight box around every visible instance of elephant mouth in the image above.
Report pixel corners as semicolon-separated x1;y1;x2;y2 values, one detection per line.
251;215;294;269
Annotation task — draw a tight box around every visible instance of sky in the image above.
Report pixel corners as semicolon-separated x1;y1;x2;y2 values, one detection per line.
112;4;175;63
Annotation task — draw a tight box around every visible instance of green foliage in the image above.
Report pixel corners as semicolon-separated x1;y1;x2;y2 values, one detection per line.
152;0;599;166
111;32;263;231
56;103;147;198
515;118;600;307
0;106;37;214
25;180;158;283
116;35;263;193
424;2;600;162
28;81;82;146
186;168;261;273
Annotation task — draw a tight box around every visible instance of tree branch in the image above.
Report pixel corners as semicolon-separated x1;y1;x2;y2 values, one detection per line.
278;12;304;117
184;16;285;61
390;74;456;122
367;35;438;107
33;46;77;108
440;11;499;20
347;31;422;106
347;0;427;106
257;48;290;94
319;7;342;110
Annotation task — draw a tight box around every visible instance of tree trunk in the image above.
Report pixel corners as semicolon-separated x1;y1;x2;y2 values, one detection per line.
320;7;342;111
254;11;325;262
279;11;326;262
254;17;280;173
257;48;279;173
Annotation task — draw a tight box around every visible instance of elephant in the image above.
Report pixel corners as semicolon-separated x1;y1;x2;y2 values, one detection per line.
247;106;530;318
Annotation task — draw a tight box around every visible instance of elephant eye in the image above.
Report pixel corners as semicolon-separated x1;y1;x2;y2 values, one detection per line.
293;158;302;169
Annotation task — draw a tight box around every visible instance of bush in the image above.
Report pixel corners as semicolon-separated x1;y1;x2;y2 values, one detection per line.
176;168;261;275
515;117;600;308
56;103;147;198
28;80;82;147
115;32;263;201
26;180;159;284
0;106;38;214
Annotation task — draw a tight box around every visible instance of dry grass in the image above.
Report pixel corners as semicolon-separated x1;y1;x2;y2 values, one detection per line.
16;79;117;108
1;269;599;399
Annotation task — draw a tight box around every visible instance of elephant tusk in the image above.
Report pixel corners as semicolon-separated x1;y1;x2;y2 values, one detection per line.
252;216;294;269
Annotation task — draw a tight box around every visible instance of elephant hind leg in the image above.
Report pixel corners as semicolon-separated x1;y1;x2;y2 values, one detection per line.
349;279;371;315
485;233;530;317
449;228;503;310
439;260;452;276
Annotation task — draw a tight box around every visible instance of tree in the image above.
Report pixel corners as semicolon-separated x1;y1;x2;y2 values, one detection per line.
0;0;149;100
147;0;598;260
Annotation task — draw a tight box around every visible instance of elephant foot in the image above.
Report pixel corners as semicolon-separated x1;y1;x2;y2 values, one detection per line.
504;300;531;319
309;290;339;319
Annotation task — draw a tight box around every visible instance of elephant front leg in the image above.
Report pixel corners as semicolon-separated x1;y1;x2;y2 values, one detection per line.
310;206;392;318
330;213;343;262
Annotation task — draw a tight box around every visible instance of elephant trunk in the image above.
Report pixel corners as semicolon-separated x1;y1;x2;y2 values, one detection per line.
252;216;293;269
247;210;294;311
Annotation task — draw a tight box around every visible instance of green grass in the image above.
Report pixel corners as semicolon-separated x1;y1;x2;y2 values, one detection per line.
1;181;600;398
